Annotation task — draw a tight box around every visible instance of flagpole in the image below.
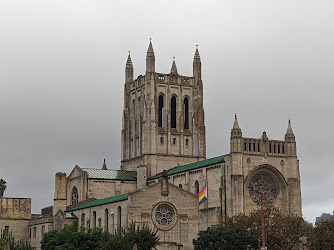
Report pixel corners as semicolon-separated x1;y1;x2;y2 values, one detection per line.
206;180;208;229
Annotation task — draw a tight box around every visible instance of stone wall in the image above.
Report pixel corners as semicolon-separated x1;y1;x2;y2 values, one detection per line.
29;215;54;250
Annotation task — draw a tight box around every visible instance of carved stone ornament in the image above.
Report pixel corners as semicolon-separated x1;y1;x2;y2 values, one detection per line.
249;174;277;205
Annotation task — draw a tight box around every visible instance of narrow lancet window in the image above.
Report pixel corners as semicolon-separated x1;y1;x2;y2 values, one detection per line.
158;95;164;127
171;96;177;128
184;98;189;129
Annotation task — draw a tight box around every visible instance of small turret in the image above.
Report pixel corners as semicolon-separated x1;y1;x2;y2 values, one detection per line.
285;119;295;142
146;39;155;73
170;57;178;74
230;114;243;153
102;158;107;170
193;45;201;80
285;119;297;156
231;113;242;138
125;51;133;83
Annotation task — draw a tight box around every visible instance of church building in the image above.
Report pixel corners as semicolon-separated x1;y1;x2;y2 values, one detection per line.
0;41;302;250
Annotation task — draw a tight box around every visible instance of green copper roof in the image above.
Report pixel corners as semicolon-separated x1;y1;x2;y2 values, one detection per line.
66;193;128;212
82;169;136;181
148;155;224;180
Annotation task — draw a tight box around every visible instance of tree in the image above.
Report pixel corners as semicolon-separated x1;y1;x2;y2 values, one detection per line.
41;221;108;250
310;217;334;249
0;179;7;198
98;223;158;250
0;231;32;250
41;221;159;250
193;227;258;250
221;207;312;250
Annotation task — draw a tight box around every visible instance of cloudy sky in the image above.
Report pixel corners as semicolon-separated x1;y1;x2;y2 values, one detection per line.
1;0;333;223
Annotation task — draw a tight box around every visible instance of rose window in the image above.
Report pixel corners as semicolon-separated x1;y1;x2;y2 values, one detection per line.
249;174;277;205
155;204;174;226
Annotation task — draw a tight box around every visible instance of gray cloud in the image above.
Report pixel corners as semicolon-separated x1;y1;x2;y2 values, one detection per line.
1;0;333;223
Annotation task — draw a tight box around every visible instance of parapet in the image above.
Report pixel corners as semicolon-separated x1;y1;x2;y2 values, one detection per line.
0;197;32;219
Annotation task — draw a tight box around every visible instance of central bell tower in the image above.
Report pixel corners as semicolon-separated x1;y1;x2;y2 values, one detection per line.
121;41;206;177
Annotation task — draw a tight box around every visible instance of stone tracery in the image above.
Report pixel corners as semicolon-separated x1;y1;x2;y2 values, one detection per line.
249;174;277;205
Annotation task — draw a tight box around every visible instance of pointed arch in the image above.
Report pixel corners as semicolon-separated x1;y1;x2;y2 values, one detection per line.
171;96;177;128
184;97;189;129
117;206;122;233
194;180;199;194
104;208;109;232
158;95;164;127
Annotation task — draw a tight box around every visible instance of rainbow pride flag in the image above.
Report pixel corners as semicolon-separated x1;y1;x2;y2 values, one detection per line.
198;186;207;205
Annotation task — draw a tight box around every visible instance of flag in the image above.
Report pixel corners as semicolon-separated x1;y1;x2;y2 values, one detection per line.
198;186;207;205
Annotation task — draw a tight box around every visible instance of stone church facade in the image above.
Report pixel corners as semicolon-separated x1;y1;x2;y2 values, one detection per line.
0;41;302;250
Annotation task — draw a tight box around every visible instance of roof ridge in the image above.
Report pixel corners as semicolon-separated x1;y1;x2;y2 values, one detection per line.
148;155;224;181
66;193;129;212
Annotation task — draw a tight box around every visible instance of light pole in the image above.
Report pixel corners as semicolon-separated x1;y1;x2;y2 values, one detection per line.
248;186;270;250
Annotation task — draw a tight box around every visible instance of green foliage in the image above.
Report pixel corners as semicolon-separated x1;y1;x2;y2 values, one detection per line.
0;179;7;197
193;227;258;250
221;207;311;250
310;218;334;250
0;231;32;250
41;221;159;250
99;223;159;250
41;221;108;250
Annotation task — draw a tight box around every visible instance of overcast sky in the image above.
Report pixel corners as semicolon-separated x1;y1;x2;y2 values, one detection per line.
1;0;333;223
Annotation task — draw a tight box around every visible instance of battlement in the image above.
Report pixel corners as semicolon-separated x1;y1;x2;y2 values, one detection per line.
0;197;31;219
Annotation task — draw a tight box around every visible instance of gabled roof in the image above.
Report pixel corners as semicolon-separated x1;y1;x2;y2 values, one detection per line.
148;155;224;181
82;169;136;181
66;193;128;212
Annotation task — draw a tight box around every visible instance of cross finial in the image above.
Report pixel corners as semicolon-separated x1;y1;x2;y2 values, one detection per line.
150;37;152;42
173;56;175;61
196;44;198;49
128;50;130;55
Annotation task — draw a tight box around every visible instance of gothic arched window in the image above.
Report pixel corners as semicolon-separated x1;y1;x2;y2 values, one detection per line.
92;211;96;229
184;97;189;129
71;186;78;205
158;95;164;127
104;208;109;232
117;206;122;233
195;180;199;194
81;213;85;227
171;96;177;128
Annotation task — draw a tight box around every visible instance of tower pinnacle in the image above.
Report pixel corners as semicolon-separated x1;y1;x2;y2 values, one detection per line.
170;57;178;74
125;50;133;83
285;119;295;142
146;39;155;73
231;114;242;138
102;158;107;170
193;45;201;79
233;113;240;129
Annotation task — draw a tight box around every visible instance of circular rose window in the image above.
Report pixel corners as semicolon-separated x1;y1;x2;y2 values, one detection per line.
152;203;177;230
249;174;277;205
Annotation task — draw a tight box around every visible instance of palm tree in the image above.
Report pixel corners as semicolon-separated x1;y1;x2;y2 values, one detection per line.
0;179;7;198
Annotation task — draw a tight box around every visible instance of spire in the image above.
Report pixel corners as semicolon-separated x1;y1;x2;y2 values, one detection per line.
285;119;295;142
233;113;240;129
170;57;178;74
286;119;293;134
146;38;155;73
193;44;201;79
126;51;133;67
125;50;133;83
194;44;201;60
231;113;242;138
147;38;154;53
102;158;107;170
